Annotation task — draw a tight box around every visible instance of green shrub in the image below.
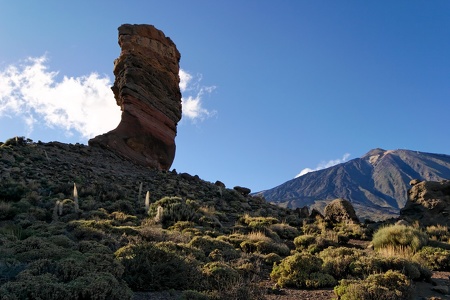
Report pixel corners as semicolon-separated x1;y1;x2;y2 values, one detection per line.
372;225;428;252
293;233;338;254
239;214;279;230
0;259;132;300
263;253;282;265
293;234;316;250
202;261;265;300
318;247;364;279
334;270;413;300
414;246;450;271
188;236;240;260
426;225;450;242
202;262;239;290
270;252;336;288
148;197;198;228
240;239;290;256
68;272;132;300
349;254;431;281
269;223;300;240
180;290;211;300
115;242;201;291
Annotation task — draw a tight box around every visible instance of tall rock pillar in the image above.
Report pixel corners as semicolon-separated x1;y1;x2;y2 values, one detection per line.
89;24;182;170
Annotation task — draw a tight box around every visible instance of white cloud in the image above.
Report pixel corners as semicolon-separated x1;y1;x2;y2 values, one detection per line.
0;57;216;143
0;55;120;140
296;153;351;178
179;69;216;121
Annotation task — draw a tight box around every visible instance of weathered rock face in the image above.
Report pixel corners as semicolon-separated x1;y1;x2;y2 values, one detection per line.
400;180;450;226
89;24;181;170
324;198;359;224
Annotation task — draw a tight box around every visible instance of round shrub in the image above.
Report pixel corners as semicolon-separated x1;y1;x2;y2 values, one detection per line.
115;242;202;291
269;223;300;240
349;254;431;281
318;247;364;279
188;236;240;261
202;262;239;290
148;197;198;228
414;246;450;271
293;235;316;250
334;270;413;300
270;252;336;288
372;225;428;252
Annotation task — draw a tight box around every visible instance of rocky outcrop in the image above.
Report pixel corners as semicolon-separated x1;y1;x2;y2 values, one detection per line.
89;24;182;170
400;180;450;226
324;198;359;224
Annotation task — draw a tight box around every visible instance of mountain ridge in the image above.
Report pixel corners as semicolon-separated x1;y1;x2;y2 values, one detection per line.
256;148;450;220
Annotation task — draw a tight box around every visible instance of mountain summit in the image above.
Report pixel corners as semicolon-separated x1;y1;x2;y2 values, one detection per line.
256;149;450;220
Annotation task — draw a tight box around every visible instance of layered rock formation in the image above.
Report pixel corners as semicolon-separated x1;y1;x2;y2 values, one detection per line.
89;24;181;170
400;179;450;226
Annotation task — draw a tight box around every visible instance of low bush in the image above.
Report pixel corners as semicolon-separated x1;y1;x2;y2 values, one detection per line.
414;246;450;271
115;242;202;291
269;223;300;240
334;270;413;300
293;233;339;254
239;214;279;230
318;247;364;279
270;252;336;288
148;197;198;228
426;225;449;242
349;254;431;281
188;236;240;261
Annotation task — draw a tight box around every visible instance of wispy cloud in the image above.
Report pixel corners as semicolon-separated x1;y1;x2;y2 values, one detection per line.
179;69;216;121
0;56;215;142
295;153;351;178
0;55;120;140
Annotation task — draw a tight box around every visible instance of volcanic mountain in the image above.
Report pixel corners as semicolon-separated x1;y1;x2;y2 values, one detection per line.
256;148;450;220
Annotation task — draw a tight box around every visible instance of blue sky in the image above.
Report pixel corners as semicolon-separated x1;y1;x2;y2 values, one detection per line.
1;1;449;192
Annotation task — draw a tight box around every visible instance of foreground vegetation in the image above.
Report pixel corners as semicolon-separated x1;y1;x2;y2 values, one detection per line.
1;137;449;299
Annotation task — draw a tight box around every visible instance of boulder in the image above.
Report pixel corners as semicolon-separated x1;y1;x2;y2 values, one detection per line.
324;198;359;223
400;180;450;226
89;24;182;170
233;186;251;197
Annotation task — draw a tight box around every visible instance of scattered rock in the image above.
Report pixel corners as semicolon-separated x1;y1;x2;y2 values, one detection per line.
89;24;182;171
215;181;226;189
309;208;324;219
400;180;450;226
431;285;449;295
233;186;251;196
410;179;422;186
295;206;310;218
324;198;359;223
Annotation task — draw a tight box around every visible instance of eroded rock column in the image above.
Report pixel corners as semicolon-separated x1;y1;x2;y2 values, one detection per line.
89;24;182;170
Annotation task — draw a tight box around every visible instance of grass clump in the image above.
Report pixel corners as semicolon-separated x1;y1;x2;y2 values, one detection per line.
372;224;428;252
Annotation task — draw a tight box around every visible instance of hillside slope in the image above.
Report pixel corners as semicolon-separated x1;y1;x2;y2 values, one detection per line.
257;148;450;220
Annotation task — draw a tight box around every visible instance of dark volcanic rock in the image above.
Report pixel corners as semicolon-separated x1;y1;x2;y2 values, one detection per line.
324;198;359;224
400;180;450;226
89;24;182;170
